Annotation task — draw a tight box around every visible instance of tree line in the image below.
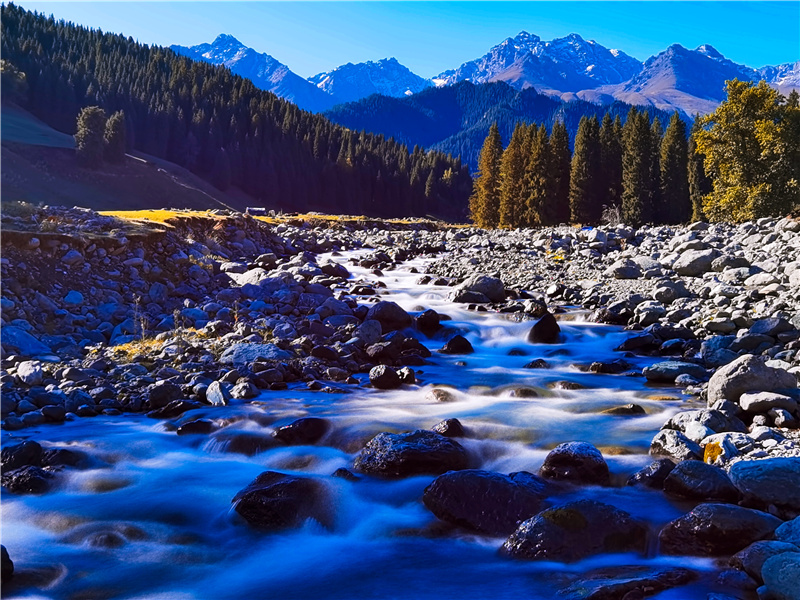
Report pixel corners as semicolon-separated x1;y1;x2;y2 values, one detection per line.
471;80;800;227
0;3;472;219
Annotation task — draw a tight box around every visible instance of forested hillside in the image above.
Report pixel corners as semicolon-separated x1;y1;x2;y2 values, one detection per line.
324;81;674;171
0;3;472;219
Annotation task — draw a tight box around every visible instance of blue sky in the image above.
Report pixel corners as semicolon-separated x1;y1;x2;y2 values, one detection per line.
19;2;800;78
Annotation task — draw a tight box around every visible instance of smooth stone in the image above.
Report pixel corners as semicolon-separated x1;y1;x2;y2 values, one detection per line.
663;460;739;502
539;441;609;485
760;552;800;600
353;430;468;478
650;429;703;462
219;343;292;366
365;301;412;332
272;418;330;445
643;361;706;383
439;335;474;355
706;354;797;405
728;457;800;512
527;312;561;344
430;418;465;438
730;540;800;584
627;459;676;489
369;365;402;390
557;566;696;600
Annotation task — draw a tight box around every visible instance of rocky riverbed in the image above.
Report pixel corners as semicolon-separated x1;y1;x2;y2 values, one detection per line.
2;206;800;600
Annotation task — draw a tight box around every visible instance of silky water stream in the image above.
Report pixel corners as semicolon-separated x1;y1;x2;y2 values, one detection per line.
1;253;722;599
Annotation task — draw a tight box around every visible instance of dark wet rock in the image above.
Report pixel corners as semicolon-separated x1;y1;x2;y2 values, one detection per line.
659;503;781;556
232;471;331;531
615;333;658;352
369;365;402;390
524;359;550;369
1;465;56;494
539;442;609;485
761;552;800;600
730;540;799;584
353;430;468;478
527;312;561;344
663;460;739;502
728;457;800;513
664;409;747;435
558;566;697;600
212;430;280;456
365;301;412;332
426;388;456;403
42;448;86;468
1;545;13;581
589;359;632;374
502;500;647;562
273;417;329;445
775;516;800;546
706;354;797;405
439;335;473;355
749;317;794;338
219;343;292;366
601;403;646;416
627;459;676;489
423;470;550;536
1;440;43;470
431;418;465;438
176;419;216;436
643;361;706;383
41;405;67;422
594;302;633;325
649;430;703;462
147;399;203;419
332;468;360;482
415;309;441;336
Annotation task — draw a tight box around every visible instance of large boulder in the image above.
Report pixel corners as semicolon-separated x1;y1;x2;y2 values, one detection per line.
627;459;676;489
369;365;402;390
423;470;551;536
219;343;292;366
540;442;609;485
353;430;469;478
663;460;739;502
761;552;800;600
673;249;717;277
501;500;647;562
0;326;53;358
728;457;800;513
365;301;412;332
730;540;799;584
643;361;706;383
451;274;505;303
232;471;331;531
527;312;561;344
659;503;781;556
706;354;796;405
272;417;329;446
1;465;56;494
439;335;474;355
1;440;43;471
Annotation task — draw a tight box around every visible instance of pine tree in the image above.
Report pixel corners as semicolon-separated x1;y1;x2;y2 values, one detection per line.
104;110;127;163
549;120;571;224
687;117;711;221
527;124;551;225
600;112;623;209
470;123;503;228
498;123;526;228
74;106;107;168
621;108;654;226
569;115;603;224
650;116;665;222
659;113;690;224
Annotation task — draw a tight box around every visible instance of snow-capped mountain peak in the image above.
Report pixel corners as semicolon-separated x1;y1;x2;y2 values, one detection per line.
308;57;433;104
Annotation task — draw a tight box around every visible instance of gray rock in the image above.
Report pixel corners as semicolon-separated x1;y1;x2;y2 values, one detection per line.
219;343;292;366
451;274;505;303
63;290;83;305
673;249;717;276
775;516;800;547
1;326;53;358
16;361;44;386
365;301;412;332
729;458;800;512
557;566;696;600
739;391;798;414
650;429;703;461
369;365;402;390
706;354;797;405
205;381;231;406
749;318;794;338
605;259;642;280
761;552;800;600
61;249;83;265
355;320;382;345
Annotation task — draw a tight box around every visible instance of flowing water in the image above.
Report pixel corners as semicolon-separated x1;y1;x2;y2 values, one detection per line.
1;253;723;599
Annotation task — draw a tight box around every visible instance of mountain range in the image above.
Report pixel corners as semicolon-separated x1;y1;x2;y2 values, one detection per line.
172;32;798;117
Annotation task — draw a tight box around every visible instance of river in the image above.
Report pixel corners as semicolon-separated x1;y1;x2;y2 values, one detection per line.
1;252;723;599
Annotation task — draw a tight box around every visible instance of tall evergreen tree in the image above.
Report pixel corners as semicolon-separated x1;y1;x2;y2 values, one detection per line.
650;116;665;221
660;113;690;224
549;120;571;224
600;112;623;209
622;108;654;226
687;116;711;221
470;122;503;228
526;124;551;225
498;123;526;228
74;106;106;168
104;110;127;163
569;115;603;224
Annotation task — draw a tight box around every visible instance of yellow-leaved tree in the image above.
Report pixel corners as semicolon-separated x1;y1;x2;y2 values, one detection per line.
694;80;800;222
